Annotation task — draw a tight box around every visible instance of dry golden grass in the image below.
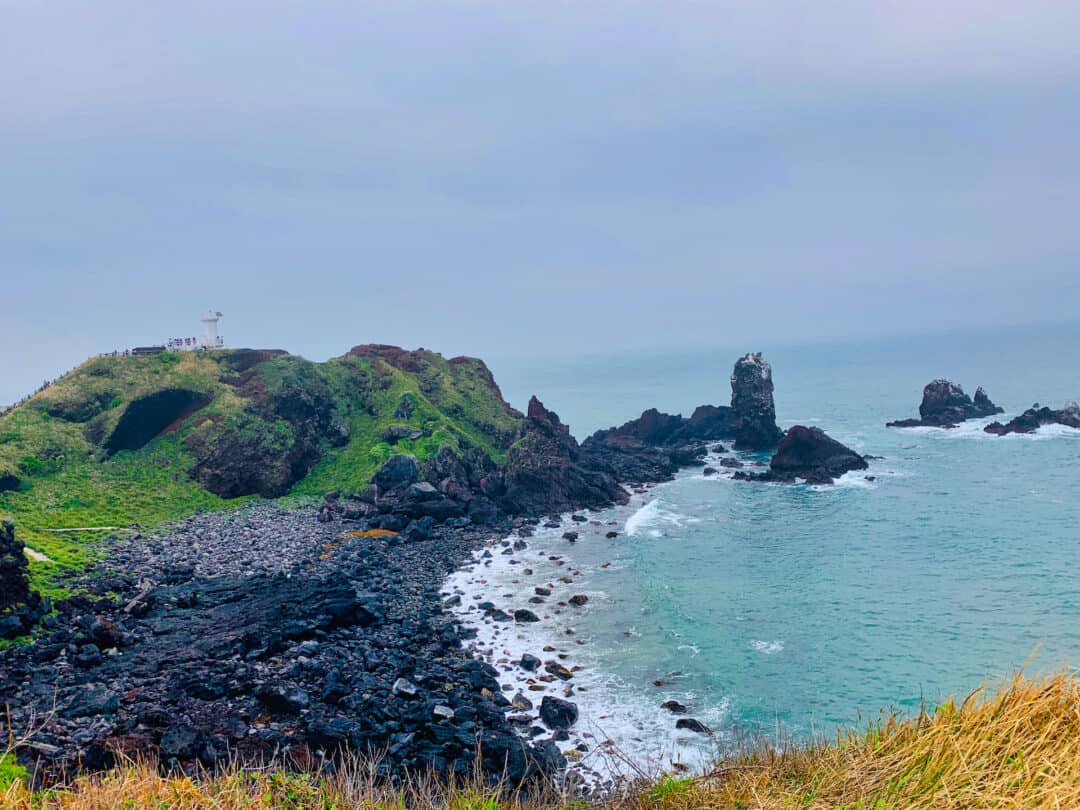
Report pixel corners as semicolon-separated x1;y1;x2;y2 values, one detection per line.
4;670;1080;809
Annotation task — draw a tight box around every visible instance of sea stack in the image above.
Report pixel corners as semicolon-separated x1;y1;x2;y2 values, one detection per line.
730;352;784;450
887;380;1003;428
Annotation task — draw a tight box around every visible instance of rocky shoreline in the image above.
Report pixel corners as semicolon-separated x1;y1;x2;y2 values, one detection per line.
0;504;566;786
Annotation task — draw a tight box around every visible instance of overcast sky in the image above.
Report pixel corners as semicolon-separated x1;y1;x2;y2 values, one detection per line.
2;1;1079;404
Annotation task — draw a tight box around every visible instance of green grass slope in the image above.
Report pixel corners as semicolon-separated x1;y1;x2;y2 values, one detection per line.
0;345;523;594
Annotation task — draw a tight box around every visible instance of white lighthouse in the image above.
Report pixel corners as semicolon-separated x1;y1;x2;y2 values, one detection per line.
200;310;224;349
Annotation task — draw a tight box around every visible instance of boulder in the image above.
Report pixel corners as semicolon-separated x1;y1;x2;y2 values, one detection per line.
373;455;421;493
887;380;1003;428
676;717;712;735
736;426;868;485
539;696;579;729
519;653;542;672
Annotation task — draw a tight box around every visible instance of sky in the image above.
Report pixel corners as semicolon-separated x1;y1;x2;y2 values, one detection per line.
2;0;1079;404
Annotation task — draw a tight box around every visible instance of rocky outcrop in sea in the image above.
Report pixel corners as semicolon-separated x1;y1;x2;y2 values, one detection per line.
734;425;868;485
581;352;783;483
985;401;1080;436
729;352;785;449
887;380;1003;428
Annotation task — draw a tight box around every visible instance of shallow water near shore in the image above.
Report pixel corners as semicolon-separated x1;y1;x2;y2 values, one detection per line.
455;325;1080;776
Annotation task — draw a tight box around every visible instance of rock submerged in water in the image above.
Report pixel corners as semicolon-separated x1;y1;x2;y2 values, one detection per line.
985;401;1080;436
676;717;712;735
735;426;868;485
887;380;1003;428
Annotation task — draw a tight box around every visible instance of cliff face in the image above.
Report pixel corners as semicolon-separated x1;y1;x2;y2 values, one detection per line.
498;397;628;516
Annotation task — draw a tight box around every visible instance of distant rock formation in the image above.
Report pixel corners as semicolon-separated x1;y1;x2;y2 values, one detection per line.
730;352;785;449
887;380;1003;428
0;520;48;639
581;352;783;482
499;397;629;516
735;425;868;485
985;401;1080;436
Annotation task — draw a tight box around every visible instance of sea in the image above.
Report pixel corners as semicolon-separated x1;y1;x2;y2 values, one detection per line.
443;324;1080;778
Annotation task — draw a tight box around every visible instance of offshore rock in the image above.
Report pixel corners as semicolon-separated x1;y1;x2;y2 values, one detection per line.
735;425;868;485
730;352;785;450
582;352;783;482
499;397;628;516
887;380;1003;428
985;401;1080;436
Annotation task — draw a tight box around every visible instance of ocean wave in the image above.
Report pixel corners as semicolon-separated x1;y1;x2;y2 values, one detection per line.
625;499;689;538
749;639;785;654
443;535;730;784
828;470;878;490
898;416;1080;442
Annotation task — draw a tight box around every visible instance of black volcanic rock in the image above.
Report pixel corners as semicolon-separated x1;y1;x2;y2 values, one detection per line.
373;454;421;492
0;505;561;786
887;380;1003;428
499;397;628;516
985;401;1080;436
735;426;868;485
582;352;783;482
730;352;785;450
539;696;579;729
0;521;48;640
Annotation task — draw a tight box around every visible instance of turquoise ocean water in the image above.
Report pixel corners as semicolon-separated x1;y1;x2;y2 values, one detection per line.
448;325;1080;773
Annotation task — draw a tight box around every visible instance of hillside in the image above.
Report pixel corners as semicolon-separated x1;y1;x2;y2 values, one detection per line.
0;345;524;591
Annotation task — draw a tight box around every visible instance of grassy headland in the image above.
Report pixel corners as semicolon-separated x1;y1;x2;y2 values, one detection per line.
0;345;523;595
3;670;1078;808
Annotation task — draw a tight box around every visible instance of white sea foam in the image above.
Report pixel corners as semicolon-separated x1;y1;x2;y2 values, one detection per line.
994;422;1080;441
625;499;689;538
749;639;785;654
829;470;877;490
443;515;731;785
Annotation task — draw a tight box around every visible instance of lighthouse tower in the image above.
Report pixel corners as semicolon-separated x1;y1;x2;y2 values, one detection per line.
200;310;224;349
